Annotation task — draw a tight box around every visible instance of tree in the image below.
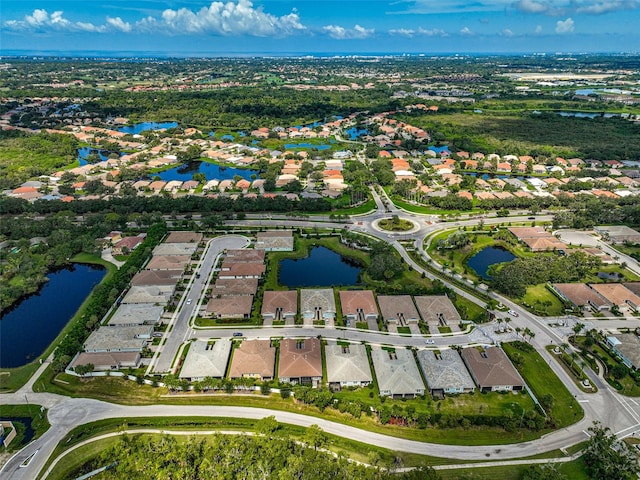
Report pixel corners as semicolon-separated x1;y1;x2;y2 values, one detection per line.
521;464;566;480
255;415;280;436
611;363;628;380
74;363;94;376
583;422;640;480
304;424;328;451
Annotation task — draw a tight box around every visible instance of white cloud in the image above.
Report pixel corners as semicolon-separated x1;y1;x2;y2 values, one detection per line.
576;0;639;14
4;9;105;32
502;28;515;37
512;0;638;15
3;1;305;37
555;17;575;33
389;28;415;37
460;26;474;35
137;1;305;36
513;0;551;13
535;24;543;33
417;28;448;36
106;17;131;33
323;24;374;40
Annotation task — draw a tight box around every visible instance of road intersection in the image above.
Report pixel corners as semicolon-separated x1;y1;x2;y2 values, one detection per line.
3;192;640;479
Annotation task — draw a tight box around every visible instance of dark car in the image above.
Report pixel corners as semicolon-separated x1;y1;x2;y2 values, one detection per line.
233;332;243;337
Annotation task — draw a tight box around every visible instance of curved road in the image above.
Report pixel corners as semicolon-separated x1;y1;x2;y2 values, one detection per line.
3;193;640;479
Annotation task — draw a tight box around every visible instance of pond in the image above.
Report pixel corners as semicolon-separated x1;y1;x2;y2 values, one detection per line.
0;417;35;445
77;146;121;166
467;246;516;280
284;143;331;151
0;263;106;369
155;161;258;182
279;246;363;287
597;271;625;281
118;121;178;135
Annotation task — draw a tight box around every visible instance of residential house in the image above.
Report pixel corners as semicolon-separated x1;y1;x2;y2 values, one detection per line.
338;290;379;327
461;347;525;392
377;295;419;326
261;290;298;323
325;343;373;389
417;349;475;396
300;289;336;323
179;339;232;381
370;346;425;398
278;338;323;386
228;339;276;381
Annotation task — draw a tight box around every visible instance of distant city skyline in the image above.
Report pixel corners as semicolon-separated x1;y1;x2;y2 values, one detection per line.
2;0;639;55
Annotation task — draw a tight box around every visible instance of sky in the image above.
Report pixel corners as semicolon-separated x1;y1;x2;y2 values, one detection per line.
1;0;639;55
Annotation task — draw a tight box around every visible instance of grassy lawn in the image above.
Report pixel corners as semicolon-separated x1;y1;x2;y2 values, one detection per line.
44;415;584;480
329;198;376;215
378;218;414;231
437;457;589;480
397;327;412;334
520;284;566;316
502;342;583;427
0;253;117;393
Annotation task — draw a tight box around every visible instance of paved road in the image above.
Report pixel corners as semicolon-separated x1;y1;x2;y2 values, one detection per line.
148;235;250;374
4;202;640;479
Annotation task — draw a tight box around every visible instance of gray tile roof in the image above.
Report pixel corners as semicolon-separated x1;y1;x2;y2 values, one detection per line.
325;343;372;385
371;346;424;396
179;339;232;379
416;349;475;393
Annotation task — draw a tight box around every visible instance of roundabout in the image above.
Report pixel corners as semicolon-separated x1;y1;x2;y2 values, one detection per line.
372;215;421;235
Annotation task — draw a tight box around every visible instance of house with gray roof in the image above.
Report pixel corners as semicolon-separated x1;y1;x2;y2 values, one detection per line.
255;230;294;251
325;343;373;389
300;289;336;323
377;295;419;326
607;334;640;369
121;285;174;305
461;347;525;392
70;351;141;372
370;346;425;398
83;325;153;353
153;243;198;256
179;339;232;381
108;304;164;326
414;295;462;332
416;349;475;396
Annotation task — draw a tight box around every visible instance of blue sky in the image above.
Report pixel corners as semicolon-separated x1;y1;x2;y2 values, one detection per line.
2;0;639;54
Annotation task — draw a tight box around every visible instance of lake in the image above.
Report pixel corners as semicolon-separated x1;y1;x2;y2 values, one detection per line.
118;121;178;134
0;264;106;368
467;246;516;280
156;161;258;182
279;246;363;287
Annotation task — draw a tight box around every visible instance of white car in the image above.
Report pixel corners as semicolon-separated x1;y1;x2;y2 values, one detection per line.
186;299;192;305
425;339;435;344
508;310;518;317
